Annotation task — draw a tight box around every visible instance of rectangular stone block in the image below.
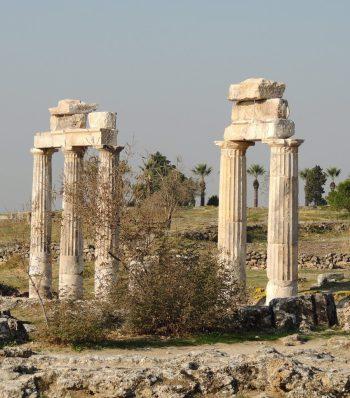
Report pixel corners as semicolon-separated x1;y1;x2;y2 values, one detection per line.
88;112;116;130
231;98;289;122
228;78;285;101
50;114;87;131
224;119;294;141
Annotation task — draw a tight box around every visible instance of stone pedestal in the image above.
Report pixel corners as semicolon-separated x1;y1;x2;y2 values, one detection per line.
94;146;121;299
29;149;55;298
264;138;303;304
216;140;254;286
59;147;85;300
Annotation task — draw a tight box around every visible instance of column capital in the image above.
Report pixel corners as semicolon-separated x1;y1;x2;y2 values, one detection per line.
94;145;124;154
62;146;86;156
31;148;57;156
262;138;304;148
215;140;255;152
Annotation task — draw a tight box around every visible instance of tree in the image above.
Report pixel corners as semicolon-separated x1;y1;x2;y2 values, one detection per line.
207;195;219;206
138;152;175;197
247;164;265;208
192;163;212;206
327;179;350;212
299;168;310;206
326;167;341;192
304;165;327;206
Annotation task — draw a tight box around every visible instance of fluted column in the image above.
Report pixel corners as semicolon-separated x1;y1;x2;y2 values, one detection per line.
94;146;122;299
59;147;85;300
264;138;303;304
216;140;254;286
29;148;55;298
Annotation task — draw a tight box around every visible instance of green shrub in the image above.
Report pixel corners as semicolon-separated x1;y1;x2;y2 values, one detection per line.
125;239;244;335
327;179;350;212
38;301;113;346
207;195;219;206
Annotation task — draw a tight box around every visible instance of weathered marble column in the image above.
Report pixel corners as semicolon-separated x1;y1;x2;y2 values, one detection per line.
216;140;254;286
94;146;122;299
29;148;55;298
59;147;85;300
264;138;303;304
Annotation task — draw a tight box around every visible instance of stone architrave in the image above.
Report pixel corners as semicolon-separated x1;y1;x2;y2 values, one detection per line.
94;146;122;299
216;140;254;286
29;148;56;298
263;138;303;304
59;147;85;300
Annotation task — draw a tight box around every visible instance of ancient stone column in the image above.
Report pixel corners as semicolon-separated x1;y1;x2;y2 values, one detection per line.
216;140;254;286
94;146;122;299
59;147;85;300
264;138;303;304
29;148;55;298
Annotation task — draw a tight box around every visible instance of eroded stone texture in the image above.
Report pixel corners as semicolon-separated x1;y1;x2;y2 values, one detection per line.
88;112;116;130
231;98;289;122
49;99;97;115
29;148;55;299
224;119;295;141
264;139;303;304
216;140;254;285
50;114;87;131
59;147;85;300
228;78;286;101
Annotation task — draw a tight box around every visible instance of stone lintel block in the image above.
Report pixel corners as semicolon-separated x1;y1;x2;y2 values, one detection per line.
50;114;87;131
231;98;289;122
88;112;116;130
49;99;98;115
224;119;295;141
228;78;286;101
34;129;117;149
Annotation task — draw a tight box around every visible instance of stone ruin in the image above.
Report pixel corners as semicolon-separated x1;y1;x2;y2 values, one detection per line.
28;78;303;305
29;99;123;300
216;78;304;304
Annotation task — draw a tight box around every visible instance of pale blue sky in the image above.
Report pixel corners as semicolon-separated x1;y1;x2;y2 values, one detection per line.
0;0;349;210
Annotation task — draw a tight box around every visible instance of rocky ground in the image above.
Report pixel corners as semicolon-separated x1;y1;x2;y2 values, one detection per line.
1;337;350;397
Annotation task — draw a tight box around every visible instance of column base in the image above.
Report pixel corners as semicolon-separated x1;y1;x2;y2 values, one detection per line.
28;254;52;299
29;276;52;299
265;280;297;305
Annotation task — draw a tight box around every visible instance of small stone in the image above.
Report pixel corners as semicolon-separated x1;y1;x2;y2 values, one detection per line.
228;78;286;101
88;112;116;130
231;98;289;122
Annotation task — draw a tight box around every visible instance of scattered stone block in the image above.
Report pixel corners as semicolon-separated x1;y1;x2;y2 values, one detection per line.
228;78;286;101
269;295;316;331
0;310;28;345
224;119;294;141
236;305;273;331
50;114;87;131
49;99;97;115
280;333;308;346
88;112;116;130
231;98;289;122
317;272;344;287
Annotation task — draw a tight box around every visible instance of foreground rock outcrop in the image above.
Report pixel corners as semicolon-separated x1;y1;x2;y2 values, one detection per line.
0;346;349;397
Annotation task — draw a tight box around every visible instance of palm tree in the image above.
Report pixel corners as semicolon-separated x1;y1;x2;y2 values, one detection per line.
326;167;341;192
299;168;310;206
247;164;265;208
192;163;212;206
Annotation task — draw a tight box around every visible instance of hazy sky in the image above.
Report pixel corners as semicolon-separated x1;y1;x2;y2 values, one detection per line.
0;0;349;210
